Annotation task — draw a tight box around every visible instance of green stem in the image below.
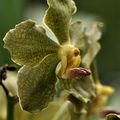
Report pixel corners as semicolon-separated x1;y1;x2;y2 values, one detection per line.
0;82;16;120
7;96;15;120
0;65;17;120
91;59;100;84
52;100;73;120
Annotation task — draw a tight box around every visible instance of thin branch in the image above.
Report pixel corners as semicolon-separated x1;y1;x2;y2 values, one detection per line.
0;65;18;120
91;59;100;84
0;82;9;97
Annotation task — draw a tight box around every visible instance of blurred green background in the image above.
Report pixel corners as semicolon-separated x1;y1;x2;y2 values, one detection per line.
0;0;120;99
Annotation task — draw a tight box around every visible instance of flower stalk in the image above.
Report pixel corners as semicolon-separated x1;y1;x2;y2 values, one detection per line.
91;59;100;84
0;65;18;120
52;100;73;120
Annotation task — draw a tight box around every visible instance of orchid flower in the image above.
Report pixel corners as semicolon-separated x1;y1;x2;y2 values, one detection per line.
3;0;105;113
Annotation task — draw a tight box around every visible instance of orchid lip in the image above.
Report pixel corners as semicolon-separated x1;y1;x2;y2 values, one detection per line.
63;67;91;79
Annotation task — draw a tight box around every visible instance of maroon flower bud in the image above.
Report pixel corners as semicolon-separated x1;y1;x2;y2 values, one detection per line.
63;67;91;79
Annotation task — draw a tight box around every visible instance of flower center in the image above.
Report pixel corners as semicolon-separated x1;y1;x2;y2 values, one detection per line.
58;44;81;78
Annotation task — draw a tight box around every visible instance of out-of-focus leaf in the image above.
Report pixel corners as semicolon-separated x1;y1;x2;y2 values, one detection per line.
17;54;60;112
106;114;120;120
44;0;77;44
3;19;60;66
69;21;89;55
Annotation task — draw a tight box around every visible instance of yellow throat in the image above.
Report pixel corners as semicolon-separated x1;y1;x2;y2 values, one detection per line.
58;44;81;78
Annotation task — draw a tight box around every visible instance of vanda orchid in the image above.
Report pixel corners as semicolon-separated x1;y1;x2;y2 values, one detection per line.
3;0;114;119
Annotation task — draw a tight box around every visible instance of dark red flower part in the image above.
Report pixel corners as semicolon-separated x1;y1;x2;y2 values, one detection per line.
65;67;91;79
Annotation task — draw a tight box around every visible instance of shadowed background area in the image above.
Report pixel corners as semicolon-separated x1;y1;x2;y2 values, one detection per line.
0;0;120;116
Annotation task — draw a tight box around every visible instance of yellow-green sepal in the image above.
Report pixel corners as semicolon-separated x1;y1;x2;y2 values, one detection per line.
17;53;60;112
69;21;89;55
3;19;60;66
44;0;77;45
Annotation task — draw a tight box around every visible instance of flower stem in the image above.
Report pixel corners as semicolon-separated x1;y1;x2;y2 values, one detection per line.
7;96;15;120
0;82;17;120
91;59;100;84
0;65;18;120
52;100;73;120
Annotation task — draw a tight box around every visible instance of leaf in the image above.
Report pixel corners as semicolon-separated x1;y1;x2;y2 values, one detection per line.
106;114;120;120
44;0;77;45
17;53;60;112
69;21;89;56
3;19;60;66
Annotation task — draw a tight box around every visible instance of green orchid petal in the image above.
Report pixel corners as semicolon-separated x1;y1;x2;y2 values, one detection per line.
76;22;102;67
17;54;60;112
70;21;102;64
59;76;95;103
3;19;60;65
85;22;103;42
44;0;77;45
82;42;101;67
106;114;120;120
69;21;89;55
